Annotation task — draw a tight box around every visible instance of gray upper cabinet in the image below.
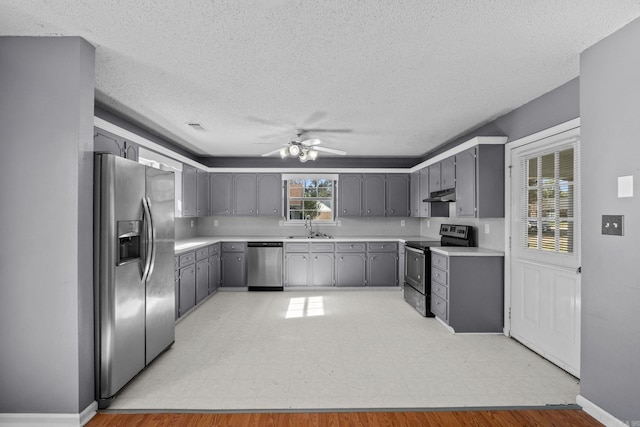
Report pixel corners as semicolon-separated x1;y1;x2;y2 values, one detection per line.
94;127;138;160
338;174;362;217
340;174;409;218
182;164;197;217
210;173;233;215
455;148;477;217
455;144;505;218
196;169;210;217
386;174;410;217
441;157;456;190
210;173;281;217
418;168;430;217
94;128;124;157
410;172;421;218
257;173;282;216
124;141;138;161
363;174;386;216
234;174;257;216
428;163;441;193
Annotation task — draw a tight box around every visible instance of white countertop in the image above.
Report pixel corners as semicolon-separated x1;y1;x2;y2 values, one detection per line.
175;235;426;255
430;247;505;257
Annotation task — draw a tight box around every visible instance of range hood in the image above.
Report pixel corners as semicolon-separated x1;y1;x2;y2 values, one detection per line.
423;188;456;203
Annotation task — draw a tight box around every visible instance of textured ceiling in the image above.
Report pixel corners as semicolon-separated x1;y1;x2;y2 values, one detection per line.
2;1;640;158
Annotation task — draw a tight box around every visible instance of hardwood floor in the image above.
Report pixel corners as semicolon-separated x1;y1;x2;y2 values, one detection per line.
87;409;603;426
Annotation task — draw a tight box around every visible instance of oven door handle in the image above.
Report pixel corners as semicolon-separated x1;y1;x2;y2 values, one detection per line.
404;246;425;255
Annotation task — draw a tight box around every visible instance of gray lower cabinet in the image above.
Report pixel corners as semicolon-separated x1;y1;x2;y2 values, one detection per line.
310;242;334;286
195;247;209;304
285;253;310;286
367;242;398;286
174;258;179;320
430;252;504;333
221;242;247;287
177;251;197;317
208;244;220;294
335;243;366;287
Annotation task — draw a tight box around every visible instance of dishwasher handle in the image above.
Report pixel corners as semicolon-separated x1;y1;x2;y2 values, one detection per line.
247;241;283;247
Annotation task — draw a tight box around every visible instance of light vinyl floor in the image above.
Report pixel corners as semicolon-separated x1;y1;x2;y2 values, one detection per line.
109;289;579;411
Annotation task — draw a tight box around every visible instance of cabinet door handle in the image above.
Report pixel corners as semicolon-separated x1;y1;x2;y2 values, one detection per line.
237;257;241;262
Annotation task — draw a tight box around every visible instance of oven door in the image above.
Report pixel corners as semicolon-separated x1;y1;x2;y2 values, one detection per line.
404;246;426;293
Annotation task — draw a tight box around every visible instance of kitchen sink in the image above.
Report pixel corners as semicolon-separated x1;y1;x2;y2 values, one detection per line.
287;233;333;239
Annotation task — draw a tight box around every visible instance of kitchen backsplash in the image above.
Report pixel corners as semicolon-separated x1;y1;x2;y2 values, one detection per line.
421;216;505;251
178;214;504;250
196;216;421;237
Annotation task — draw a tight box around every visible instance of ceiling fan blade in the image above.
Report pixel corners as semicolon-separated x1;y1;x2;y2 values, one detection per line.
314;146;347;155
261;148;284;157
299;128;352;134
300;138;323;146
247;116;292;129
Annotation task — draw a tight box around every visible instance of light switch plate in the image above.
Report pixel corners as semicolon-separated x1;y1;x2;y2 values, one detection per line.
602;215;624;236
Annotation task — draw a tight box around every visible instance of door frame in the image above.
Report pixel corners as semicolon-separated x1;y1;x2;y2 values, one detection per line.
503;118;581;336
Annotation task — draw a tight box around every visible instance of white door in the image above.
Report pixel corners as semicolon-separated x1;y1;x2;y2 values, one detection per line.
509;130;581;377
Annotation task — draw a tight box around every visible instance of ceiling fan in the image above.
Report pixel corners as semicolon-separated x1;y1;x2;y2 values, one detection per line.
261;130;348;162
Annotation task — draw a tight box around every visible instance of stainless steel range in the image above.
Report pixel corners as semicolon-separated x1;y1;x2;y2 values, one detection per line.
403;224;475;316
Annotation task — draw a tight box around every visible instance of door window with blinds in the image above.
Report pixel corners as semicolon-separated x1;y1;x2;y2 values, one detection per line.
522;143;578;254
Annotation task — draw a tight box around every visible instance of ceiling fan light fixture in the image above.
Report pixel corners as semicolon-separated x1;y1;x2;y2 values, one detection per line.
308;149;318;161
288;144;300;156
280;148;289;158
299;150;308;162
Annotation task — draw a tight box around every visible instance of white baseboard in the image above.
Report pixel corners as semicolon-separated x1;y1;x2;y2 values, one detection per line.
0;401;97;427
577;395;627;427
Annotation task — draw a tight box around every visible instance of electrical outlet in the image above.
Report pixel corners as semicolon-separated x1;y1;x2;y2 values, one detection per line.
214;220;219;227
427;220;430;228
400;220;405;227
602;215;624;236
190;220;194;228
484;223;490;234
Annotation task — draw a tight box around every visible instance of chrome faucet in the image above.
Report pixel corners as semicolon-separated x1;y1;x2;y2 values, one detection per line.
305;215;313;238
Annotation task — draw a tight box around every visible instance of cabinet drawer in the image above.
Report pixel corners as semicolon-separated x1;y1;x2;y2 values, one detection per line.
208;244;220;256
285;242;310;253
432;281;448;301
311;242;334;252
222;242;246;252
432;267;448;286
196;248;209;260
432;253;448;270
179;251;196;267
431;294;448;321
367;242;398;252
336;242;366;252
174;256;179;270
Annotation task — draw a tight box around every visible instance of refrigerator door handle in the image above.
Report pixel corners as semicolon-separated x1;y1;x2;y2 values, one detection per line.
146;196;157;279
141;197;154;282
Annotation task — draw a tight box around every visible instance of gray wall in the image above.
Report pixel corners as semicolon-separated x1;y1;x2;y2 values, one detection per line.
422;77;579;162
419;77;580;251
0;37;95;414
580;18;640;424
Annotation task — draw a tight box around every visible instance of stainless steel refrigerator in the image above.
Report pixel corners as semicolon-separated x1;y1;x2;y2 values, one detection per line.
94;153;175;408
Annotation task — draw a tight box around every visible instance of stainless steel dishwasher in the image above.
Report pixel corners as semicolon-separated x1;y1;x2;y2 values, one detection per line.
247;242;283;291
